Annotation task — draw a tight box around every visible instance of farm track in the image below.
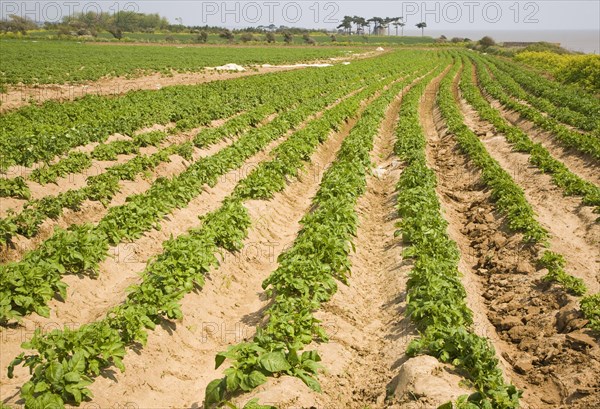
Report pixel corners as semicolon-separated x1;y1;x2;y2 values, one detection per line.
0;83;366;402
479;88;600;188
458;93;600;294
425;65;600;409
0;49;379;113
85;84;361;408
0;66;301;113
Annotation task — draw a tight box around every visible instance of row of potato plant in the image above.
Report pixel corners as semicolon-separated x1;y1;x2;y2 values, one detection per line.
0;132;167;200
0;63;352;168
441;55;591;298
0;54;408;324
487;55;599;122
394;57;521;409
484;57;597;132
0;145;176;245
0;71;340;244
464;56;600;212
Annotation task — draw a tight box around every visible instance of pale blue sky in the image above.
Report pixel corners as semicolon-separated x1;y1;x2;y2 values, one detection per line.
3;1;599;32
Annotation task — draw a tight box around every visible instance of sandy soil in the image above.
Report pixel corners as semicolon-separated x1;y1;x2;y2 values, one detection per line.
458;96;600;293
419;65;600;409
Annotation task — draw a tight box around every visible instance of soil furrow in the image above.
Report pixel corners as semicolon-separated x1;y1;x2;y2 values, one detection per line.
232;76;430;409
292;85;409;409
0;122;247;263
458;93;600;294
480;90;600;188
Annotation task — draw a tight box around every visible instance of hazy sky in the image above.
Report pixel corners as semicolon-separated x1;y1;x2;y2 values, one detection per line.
3;1;599;33
152;0;600;31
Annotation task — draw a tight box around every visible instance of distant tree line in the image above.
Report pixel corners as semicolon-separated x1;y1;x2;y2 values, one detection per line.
214;29;315;45
1;12;335;40
42;11;171;38
2;11;461;43
335;15;428;37
0;15;37;34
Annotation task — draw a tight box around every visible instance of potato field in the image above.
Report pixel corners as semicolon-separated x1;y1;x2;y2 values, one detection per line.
0;44;599;409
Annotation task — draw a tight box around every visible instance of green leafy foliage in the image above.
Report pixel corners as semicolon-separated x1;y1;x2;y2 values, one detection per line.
463;56;600;214
6;52;435;408
580;294;600;331
0;223;107;323
408;328;521;409
0;58;353;167
30;152;92;185
132;130;168;147
194;105;277;148
0;176;31;199
514;51;600;94
538;251;587;296
91;140;139;161
0;41;348;86
473;55;600;160
0;216;17;247
395;57;520;409
489;57;599;131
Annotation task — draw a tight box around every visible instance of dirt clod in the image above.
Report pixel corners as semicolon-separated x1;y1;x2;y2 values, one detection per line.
566;332;598;351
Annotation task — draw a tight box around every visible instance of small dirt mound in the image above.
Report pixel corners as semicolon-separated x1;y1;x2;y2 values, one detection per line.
388;355;471;408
